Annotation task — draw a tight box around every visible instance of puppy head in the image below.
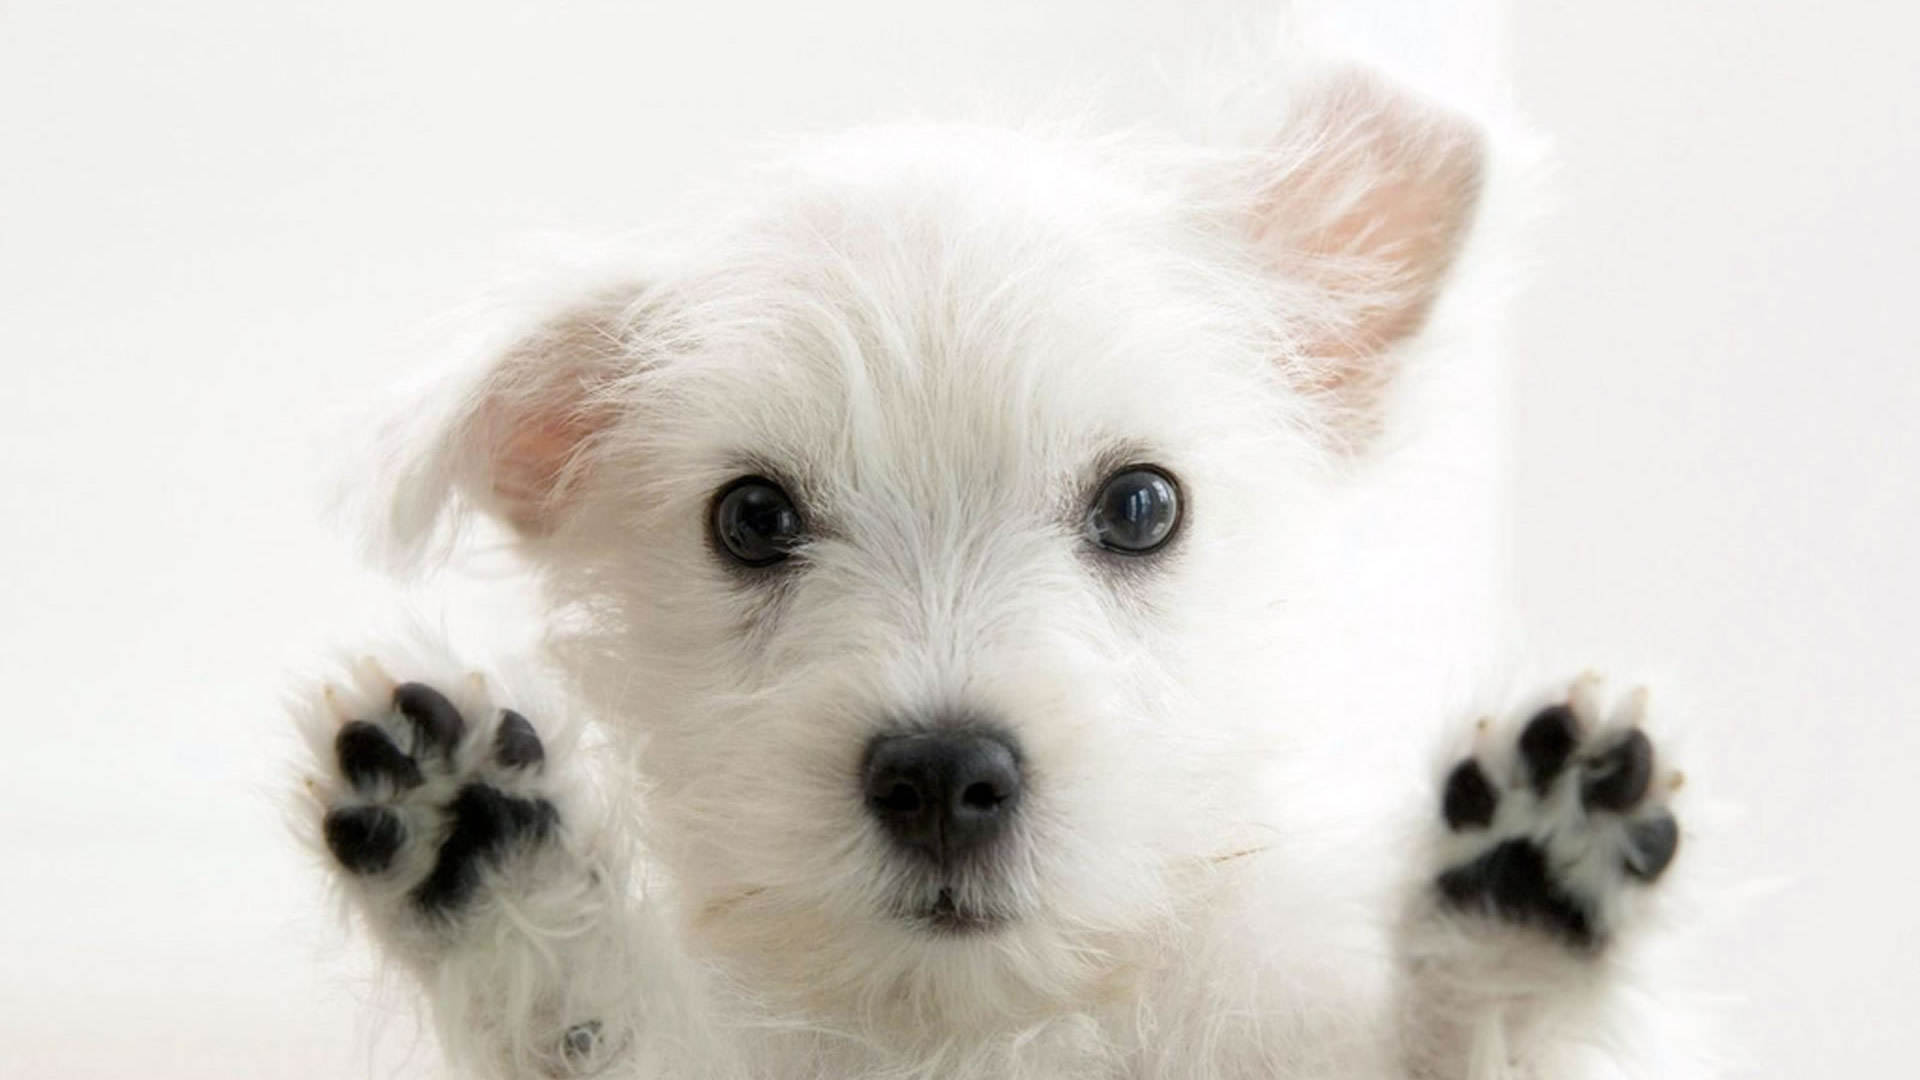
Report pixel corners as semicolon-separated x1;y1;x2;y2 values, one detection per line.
389;71;1483;1027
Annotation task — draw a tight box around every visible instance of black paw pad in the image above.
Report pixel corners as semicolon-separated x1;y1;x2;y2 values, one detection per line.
1438;838;1595;947
1442;760;1499;832
562;1019;604;1064
1581;729;1655;812
1625;812;1681;881
494;709;545;769
336;721;423;793
394;682;466;761
1519;704;1580;795
324;806;405;875
411;784;559;914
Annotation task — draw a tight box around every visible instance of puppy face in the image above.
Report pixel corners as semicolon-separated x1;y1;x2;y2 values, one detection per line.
393;78;1482;1021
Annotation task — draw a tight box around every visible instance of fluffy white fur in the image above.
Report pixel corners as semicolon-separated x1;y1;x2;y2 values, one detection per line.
291;15;1713;1080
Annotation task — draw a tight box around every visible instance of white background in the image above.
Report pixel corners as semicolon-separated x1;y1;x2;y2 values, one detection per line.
2;2;1914;1076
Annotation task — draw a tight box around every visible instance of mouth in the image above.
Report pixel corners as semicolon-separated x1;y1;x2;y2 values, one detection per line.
912;886;1006;936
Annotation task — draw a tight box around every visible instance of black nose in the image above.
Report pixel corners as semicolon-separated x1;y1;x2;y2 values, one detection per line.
863;728;1023;864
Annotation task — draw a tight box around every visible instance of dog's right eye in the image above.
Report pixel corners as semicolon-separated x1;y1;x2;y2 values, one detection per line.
711;477;804;568
1086;466;1181;556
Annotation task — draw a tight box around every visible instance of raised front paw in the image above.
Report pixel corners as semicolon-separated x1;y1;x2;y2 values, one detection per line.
1435;675;1682;949
300;659;567;922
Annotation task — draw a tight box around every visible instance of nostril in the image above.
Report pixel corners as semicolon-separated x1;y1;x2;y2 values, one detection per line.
874;781;922;815
960;781;1004;812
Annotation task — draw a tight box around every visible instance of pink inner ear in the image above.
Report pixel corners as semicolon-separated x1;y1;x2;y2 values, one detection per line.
1253;77;1485;413
491;402;604;534
455;290;641;538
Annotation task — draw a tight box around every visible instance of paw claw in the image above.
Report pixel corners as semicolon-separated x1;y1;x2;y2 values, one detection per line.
1569;670;1605;716
351;655;398;695
1613;685;1651;727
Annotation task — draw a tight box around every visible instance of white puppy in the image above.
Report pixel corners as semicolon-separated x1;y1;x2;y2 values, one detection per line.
291;31;1705;1080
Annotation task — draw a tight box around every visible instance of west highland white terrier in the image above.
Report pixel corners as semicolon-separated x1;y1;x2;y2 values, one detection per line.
290;20;1707;1080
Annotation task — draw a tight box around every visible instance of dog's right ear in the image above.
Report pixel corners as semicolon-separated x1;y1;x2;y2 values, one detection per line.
384;283;648;563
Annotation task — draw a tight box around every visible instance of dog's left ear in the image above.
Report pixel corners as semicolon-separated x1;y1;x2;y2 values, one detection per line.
385;283;648;560
1237;73;1485;440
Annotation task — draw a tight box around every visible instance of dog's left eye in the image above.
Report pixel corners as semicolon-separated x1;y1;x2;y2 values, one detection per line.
1086;466;1181;555
712;477;804;567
